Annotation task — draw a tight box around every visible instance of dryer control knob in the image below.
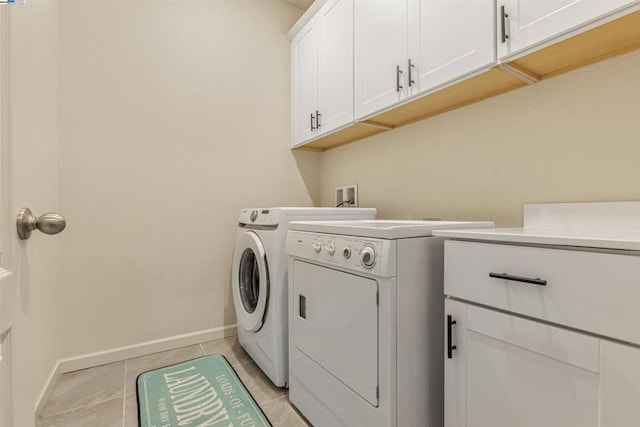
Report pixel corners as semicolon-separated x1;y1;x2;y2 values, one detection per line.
343;247;351;259
360;245;376;268
312;242;322;253
325;244;335;255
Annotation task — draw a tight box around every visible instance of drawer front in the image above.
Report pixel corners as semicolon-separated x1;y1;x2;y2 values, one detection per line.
444;240;640;344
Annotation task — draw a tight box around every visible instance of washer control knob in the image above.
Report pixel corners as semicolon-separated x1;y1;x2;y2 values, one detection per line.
325;244;336;255
343;247;351;259
312;242;322;253
360;245;376;268
250;210;258;222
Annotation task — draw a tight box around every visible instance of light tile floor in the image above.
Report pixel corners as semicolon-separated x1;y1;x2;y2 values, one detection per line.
37;337;310;427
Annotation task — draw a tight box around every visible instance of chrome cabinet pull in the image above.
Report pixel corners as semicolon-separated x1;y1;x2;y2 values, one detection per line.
489;272;547;286
396;65;403;92
310;112;315;131
316;110;321;129
408;59;415;87
500;5;510;43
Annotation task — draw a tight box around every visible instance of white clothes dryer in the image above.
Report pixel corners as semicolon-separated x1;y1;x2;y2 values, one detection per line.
286;220;493;426
232;207;376;387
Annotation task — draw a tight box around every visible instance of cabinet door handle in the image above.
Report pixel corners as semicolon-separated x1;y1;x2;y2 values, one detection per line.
408;59;415;87
489;272;547;286
310;113;315;131
299;295;306;319
316;110;321;129
500;5;510;43
447;315;457;359
396;65;403;92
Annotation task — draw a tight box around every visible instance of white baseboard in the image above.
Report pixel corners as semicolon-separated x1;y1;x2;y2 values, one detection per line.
35;324;237;416
35;360;62;418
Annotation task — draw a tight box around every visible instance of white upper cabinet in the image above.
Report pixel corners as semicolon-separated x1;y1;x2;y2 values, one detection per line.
291;0;354;147
408;0;495;93
292;20;319;146
354;0;408;119
355;0;495;120
497;0;638;59
292;0;639;149
318;0;354;134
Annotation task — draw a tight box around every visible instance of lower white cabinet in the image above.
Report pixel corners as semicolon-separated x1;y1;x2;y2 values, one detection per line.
445;299;640;427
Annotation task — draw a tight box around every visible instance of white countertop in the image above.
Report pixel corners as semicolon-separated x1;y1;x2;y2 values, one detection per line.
432;227;640;251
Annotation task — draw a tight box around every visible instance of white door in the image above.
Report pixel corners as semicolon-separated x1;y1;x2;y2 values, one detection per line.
0;12;13;425
445;299;640;427
498;0;638;58
354;0;407;119
318;0;354;134
408;0;494;94
1;3;61;426
291;19;319;146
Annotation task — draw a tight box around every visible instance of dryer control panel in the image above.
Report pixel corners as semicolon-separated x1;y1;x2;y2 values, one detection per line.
286;231;396;278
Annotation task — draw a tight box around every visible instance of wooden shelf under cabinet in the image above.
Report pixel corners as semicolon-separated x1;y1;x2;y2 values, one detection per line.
293;10;640;152
292;122;387;151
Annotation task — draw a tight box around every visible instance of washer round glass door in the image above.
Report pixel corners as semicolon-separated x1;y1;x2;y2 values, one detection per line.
232;231;269;332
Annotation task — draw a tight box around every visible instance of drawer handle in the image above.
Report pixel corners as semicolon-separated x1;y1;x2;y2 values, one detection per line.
489;272;547;286
447;315;457;359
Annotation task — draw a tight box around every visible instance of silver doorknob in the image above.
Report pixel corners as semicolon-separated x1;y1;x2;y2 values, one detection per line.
17;207;66;240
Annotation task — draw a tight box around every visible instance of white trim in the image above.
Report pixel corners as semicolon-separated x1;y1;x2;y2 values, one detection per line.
34;359;62;418
34;324;237;416
286;0;327;40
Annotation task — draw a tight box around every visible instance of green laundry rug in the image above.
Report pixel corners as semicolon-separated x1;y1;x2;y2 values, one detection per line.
137;355;271;427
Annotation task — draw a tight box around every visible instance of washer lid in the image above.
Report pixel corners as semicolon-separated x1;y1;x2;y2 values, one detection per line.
232;231;269;332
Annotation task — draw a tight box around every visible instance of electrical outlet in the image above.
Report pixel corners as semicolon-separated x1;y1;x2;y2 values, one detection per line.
335;184;358;207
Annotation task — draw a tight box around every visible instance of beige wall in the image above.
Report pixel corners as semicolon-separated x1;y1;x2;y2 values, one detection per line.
4;0;60;424
321;51;640;226
57;0;318;358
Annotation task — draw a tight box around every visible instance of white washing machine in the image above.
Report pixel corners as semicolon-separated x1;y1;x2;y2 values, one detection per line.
232;207;376;387
286;220;493;426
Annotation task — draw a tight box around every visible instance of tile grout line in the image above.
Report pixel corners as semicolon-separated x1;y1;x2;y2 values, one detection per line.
259;394;289;407
39;396;124;420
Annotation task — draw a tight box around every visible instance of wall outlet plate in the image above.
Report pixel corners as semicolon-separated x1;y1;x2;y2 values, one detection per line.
335;184;358;207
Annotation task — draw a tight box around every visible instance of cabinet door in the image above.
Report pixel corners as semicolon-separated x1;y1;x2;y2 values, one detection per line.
408;0;494;95
601;340;640;426
444;299;467;427
318;0;354;134
291;20;319;146
498;0;638;59
445;300;602;427
354;0;407;119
